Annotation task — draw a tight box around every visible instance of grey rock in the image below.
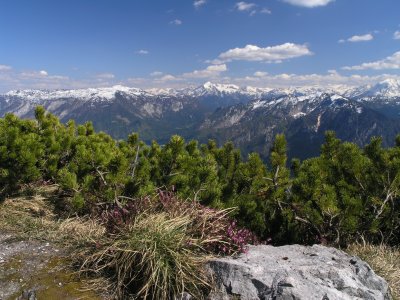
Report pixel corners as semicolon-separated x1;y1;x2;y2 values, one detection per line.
176;292;193;300
207;244;392;300
16;290;37;300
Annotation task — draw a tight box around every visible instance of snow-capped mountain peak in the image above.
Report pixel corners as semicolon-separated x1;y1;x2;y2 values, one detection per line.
367;79;400;97
345;79;400;99
194;82;241;96
5;85;151;102
3;79;400;104
203;82;239;92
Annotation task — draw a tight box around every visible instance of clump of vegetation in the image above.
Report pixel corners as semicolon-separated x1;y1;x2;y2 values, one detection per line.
81;191;256;299
100;190;258;255
348;243;400;299
82;213;210;299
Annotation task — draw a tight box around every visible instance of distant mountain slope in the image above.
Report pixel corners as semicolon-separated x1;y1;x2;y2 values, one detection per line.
1;80;400;160
0;83;262;143
199;92;400;159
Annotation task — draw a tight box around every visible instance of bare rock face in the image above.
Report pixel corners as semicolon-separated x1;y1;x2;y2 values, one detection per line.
207;244;392;300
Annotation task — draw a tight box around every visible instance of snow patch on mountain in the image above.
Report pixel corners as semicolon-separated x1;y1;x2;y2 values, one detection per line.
6;85;152;102
292;112;306;119
2;79;400;107
252;100;268;110
346;79;400;99
331;94;347;101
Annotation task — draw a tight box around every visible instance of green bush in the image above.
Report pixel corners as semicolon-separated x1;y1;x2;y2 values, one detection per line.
1;108;400;247
0;114;43;195
290;132;400;245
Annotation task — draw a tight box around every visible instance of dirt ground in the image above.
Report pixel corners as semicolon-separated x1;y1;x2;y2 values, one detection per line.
0;186;107;300
0;232;104;300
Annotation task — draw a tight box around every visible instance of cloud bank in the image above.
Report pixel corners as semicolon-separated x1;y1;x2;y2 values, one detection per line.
0;65;12;71
343;51;400;70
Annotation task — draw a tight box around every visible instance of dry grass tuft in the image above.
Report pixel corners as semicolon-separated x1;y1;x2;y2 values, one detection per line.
80;212;211;299
0;191;105;247
347;243;400;299
0;194;57;239
59;218;106;245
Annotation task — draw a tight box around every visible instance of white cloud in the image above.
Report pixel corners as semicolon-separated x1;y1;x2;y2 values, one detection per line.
254;71;268;77
194;0;206;8
150;71;163;77
347;34;374;43
235;2;256;11
249;10;257;16
160;74;178;81
144;64;228;85
0;65;12;71
20;70;50;78
282;0;334;7
2;65;400;93
0;68;76;92
96;73;115;79
260;8;272;14
343;51;400;70
394;31;400;40
235;3;271;16
339;34;374;44
227;72;400;89
136;71;400;90
212;43;312;64
170;19;182;25
0;66;124;92
136;49;149;55
183;64;227;78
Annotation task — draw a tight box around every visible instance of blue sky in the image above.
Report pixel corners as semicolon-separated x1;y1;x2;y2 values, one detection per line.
0;0;400;91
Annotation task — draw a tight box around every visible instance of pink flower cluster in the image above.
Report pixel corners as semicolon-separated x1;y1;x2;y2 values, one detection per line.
220;221;258;255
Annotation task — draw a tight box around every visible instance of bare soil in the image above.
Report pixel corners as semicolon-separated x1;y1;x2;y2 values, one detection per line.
0;187;106;300
0;232;102;300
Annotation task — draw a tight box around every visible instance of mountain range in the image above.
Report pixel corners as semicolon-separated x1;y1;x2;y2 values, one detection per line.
1;79;400;160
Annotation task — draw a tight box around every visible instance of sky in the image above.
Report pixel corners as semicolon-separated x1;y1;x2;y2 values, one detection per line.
0;0;400;92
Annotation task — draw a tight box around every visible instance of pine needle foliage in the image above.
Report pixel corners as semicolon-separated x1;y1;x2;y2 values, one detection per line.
1;108;400;247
